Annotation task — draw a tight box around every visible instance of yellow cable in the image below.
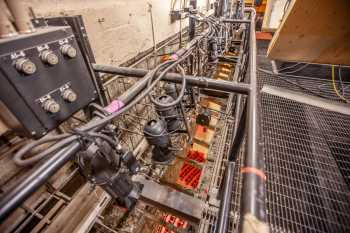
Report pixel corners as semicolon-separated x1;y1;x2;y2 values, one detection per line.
332;65;350;103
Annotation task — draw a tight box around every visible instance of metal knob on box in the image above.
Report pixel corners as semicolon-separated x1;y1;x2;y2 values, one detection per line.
15;58;36;75
42;98;60;113
61;88;77;103
41;50;59;65
60;44;77;58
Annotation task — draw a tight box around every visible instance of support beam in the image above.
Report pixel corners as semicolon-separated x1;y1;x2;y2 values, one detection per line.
217;0;229;17
240;7;269;233
189;0;197;41
261;85;350;116
93;64;251;95
215;162;235;233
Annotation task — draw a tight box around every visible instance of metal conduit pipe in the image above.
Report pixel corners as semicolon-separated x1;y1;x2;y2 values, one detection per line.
188;0;197;76
189;0;197;41
240;7;269;233
216;7;269;233
217;0;229;17
0;0;17;38
5;0;35;34
216;162;235;233
92;64;251;95
216;99;246;233
222;19;250;24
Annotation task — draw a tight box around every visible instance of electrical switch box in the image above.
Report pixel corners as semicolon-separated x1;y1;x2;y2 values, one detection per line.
0;26;97;138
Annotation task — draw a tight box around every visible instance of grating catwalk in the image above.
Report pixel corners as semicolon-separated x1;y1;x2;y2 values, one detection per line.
258;55;350;232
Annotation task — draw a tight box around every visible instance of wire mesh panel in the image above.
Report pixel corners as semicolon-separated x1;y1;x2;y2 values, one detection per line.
228;145;244;233
258;69;350;233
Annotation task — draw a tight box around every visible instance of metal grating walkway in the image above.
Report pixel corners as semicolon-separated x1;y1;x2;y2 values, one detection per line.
258;68;350;233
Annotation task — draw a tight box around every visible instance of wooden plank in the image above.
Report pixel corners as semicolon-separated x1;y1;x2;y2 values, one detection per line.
267;0;350;65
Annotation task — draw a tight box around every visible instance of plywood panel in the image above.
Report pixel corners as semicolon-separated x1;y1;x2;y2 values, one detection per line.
267;0;350;65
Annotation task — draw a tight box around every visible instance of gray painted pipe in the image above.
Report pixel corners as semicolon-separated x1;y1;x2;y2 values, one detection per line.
241;7;268;232
92;64;251;95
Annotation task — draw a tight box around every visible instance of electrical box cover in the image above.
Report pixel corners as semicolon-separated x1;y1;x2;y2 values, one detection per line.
0;26;97;138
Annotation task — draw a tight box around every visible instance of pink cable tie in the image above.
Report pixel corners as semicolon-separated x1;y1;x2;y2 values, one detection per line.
104;100;125;113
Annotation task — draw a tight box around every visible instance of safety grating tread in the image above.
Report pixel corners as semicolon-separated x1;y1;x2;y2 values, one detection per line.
258;68;350;233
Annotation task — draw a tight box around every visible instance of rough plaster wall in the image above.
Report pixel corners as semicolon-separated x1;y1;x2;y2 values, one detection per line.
24;0;214;65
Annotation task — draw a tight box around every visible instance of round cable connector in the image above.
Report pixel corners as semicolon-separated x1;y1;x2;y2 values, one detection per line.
60;44;77;58
61;89;77;103
15;58;36;75
42;99;60;113
41;50;59;65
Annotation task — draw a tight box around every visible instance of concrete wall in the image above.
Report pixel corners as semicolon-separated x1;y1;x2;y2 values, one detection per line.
24;0;215;65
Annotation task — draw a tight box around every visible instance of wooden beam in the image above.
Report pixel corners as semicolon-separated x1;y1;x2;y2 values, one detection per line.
267;0;350;65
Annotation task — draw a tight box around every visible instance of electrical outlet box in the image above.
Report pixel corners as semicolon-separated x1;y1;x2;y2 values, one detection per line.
0;26;97;138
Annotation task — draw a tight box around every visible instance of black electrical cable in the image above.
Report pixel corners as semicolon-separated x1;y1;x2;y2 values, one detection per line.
279;63;309;74
13;130;118;166
13;134;72;166
277;62;301;72
338;65;346;95
148;64;187;108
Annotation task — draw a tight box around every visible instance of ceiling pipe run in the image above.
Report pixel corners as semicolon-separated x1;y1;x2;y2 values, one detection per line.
0;0;17;38
5;0;35;34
